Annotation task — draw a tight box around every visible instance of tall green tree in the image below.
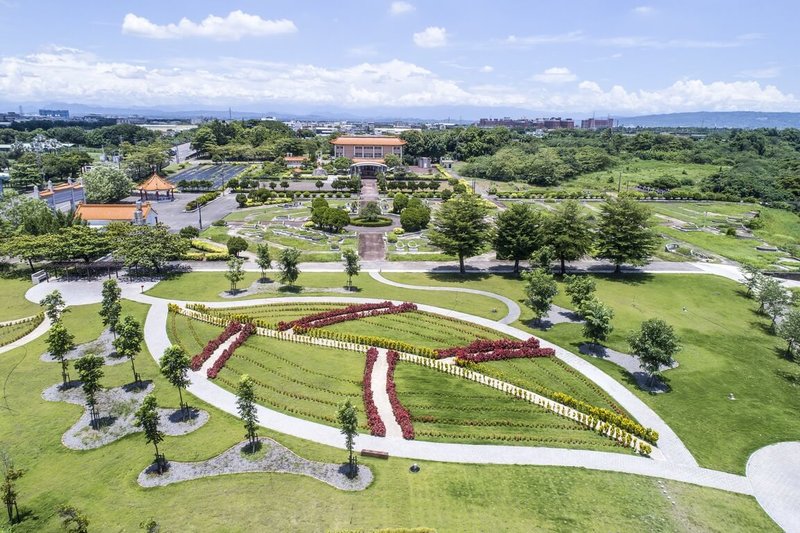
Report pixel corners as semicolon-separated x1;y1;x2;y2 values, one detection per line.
428;194;491;273
113;315;143;385
358;201;382;222
336;399;359;478
777;309;800;357
544;200;593;274
82;166;134;203
46;321;75;387
135;394;166;474
236;375;259;452
226;236;248;258
224;256;245;292
493;203;542;273
1;452;24;524
564;275;597;309
40;290;69;323
99;279;122;338
581;298;614;345
628;318;681;385
114;224;189;274
755;277;792;330
278;248;301;286
255;243;272;280
392;192;408;214
522;268;558;323
74;354;104;429
159;345;191;419
595;198;658;273
342;248;360;290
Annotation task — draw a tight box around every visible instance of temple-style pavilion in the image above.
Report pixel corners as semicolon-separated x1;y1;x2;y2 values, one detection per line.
137;173;176;201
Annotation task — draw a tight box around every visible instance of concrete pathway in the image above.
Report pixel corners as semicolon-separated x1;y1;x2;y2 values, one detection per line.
371;348;402;438
0;316;51;356
370;271;521;325
747;442;800;532
198;331;243;376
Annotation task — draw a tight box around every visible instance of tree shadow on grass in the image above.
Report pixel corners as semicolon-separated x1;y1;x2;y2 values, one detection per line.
59;380;83;391
748;319;774;337
240;440;263;455
277;285;303;294
620;370;672;394
423;271;494;284
777;369;800;386
592;272;655;286
123;379;153;393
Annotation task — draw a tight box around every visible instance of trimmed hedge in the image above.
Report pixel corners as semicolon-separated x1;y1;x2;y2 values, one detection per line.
349;217;393;227
185;191;220;211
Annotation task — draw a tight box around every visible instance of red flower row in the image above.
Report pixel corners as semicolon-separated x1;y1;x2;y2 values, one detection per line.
190;321;244;371
386;350;414;440
278;302;417;331
207;323;255;379
363;347;386;437
436;337;554;362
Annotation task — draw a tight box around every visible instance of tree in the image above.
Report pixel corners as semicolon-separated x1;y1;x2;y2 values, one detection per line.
756;277;792;330
742;263;764;296
82;166;134;203
628;318;681;385
428;194;491;273
581;298;614;344
159;345;191;419
179;226;200;239
399;205;431;232
342;248;360;290
40;289;69;323
530;244;556;271
278;248;301;286
225;256;245;292
494;203;542;273
74;354;104;429
336;399;359;478
392;192;409;214
58;504;89;533
358;201;382;222
47;321;75;387
777;309;800;357
236;375;259;452
522;268;558;323
268;181;277;191
114;224;189;273
544;200;593;274
595;198;658;273
99;279;122;338
280;180;289;193
235;193;248;207
256;243;272;280
114;315;143;385
226;236;248;257
135;394;166;474
384;153;402;168
1;452;23;524
564;275;596;309
315;180;324;190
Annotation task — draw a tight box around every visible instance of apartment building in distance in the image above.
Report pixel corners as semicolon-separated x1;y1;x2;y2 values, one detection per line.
580;117;616;129
477;117;575;130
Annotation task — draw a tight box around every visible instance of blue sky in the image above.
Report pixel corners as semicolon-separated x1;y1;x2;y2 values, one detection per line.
0;0;798;116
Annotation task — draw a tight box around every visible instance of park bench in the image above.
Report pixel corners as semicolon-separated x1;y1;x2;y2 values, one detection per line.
360;449;389;459
31;270;48;285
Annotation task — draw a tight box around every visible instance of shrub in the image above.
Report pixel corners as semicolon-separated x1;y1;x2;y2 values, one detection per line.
363;348;386;436
185;191;220;211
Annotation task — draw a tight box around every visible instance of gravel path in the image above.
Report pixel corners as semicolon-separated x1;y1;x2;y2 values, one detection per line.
535;305;584;329
138;437;372;491
370;348;402;438
42;381;209;450
41;328;127;366
579;343;676;393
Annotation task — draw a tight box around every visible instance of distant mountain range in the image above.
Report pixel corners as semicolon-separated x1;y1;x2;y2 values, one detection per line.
4;101;800;129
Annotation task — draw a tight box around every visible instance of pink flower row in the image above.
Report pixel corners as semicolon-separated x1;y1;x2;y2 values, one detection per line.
363;347;386;437
435;337;554;362
386;350;414;440
278;301;417;331
207;323;256;379
190;321;244;371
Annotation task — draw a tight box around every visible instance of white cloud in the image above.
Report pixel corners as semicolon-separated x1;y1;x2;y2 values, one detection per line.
504;31;584;46
389;2;415;15
737;66;781;79
479;65;494;73
533;67;577;84
413;26;448;48
632;6;655;15
121;10;297;41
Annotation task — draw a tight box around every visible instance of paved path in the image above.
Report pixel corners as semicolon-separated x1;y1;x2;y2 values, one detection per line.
371;348;402;438
370;271;521;325
746;442;800;532
0;316;51;356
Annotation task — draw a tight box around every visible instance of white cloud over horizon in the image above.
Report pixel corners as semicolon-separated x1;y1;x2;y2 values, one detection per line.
533;67;578;83
121;10;297;41
0;47;796;114
413;26;448;48
389;2;415;15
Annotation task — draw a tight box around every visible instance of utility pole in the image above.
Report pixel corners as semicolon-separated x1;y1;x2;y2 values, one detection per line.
198;201;203;229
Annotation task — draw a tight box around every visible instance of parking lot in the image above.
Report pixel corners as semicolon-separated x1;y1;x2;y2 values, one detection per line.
170;164;248;189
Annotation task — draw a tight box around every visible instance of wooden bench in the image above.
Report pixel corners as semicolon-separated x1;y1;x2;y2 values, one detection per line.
360;449;389;459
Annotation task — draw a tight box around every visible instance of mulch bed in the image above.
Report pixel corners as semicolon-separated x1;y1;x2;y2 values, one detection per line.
41;329;127;366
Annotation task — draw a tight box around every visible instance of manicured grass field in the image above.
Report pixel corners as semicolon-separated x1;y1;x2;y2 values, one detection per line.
0;318;41;346
206;302;349;325
383;272;800;473
146;271;507;319
0;275;42;321
658;225;787;268
0;298;778;530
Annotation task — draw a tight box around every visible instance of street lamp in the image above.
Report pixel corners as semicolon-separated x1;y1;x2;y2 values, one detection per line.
198;200;203;229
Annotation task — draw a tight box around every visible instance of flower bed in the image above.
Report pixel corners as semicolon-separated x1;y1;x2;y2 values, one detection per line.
386;350;414;439
207;323;255;379
437;338;554;363
299;327;436;358
363;348;386;437
280;301;417;331
189;321;244;371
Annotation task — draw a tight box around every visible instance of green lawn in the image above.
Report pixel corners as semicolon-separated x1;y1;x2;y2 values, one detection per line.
395;361;624;452
0;275;41;321
0;296;779;530
382;272;800;474
658;225;787;268
0;318;42;346
146;272;507;319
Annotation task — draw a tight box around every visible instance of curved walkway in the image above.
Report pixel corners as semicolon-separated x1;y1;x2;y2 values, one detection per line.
746;442;800;532
370;271;521;324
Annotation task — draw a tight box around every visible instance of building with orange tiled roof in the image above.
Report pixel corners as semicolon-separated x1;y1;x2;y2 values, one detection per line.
75;201;158;227
138;173;176;201
330;136;406;177
284;154;308;169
